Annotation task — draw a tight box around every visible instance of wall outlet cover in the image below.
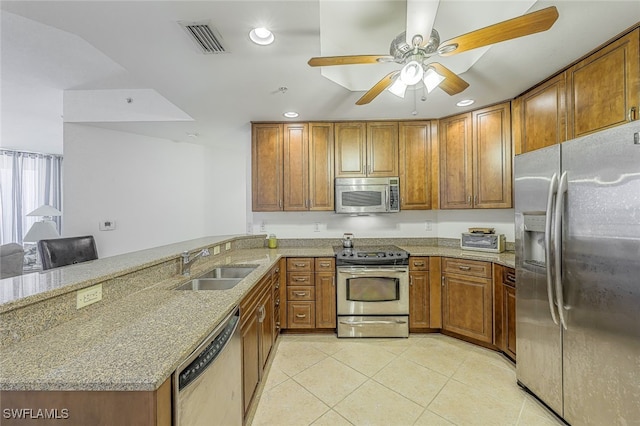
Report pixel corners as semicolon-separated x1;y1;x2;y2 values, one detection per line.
99;220;116;231
77;284;102;309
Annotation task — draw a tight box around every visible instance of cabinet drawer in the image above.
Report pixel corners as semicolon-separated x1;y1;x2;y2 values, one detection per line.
503;267;516;288
315;258;335;271
409;257;429;271
287;258;313;272
287;272;313;286
287;286;315;301
442;258;492;278
287;302;315;328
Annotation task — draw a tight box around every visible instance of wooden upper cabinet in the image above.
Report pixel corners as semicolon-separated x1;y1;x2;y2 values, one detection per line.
252;123;283;211
568;28;639;138
439;113;473;209
367;122;399;177
399;121;434;210
472;102;512;209
439;103;512;209
308;123;334;210
335;122;367;177
335;121;398;178
283;123;309;211
513;72;567;155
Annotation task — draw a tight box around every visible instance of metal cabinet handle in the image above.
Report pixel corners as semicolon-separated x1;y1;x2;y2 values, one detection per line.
296;313;307;319
441;276;445;287
319;262;331;267
275;267;280;273
294;277;308;282
279;200;282;209
474;195;478;205
413;261;425;267
467;195;472;204
628;106;637;122
458;265;471;271
293;291;308;296
275;322;281;330
332;276;335;287
274;283;280;289
257;306;266;322
409;276;413;286
294;263;307;267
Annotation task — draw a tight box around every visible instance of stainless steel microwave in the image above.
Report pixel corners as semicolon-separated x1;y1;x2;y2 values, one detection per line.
335;177;400;214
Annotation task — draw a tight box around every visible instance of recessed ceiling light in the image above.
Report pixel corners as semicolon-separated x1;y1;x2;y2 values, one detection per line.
249;27;274;45
456;99;475;107
283;111;299;118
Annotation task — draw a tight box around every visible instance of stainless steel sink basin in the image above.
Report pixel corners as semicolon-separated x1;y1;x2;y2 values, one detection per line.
176;278;242;291
198;266;257;279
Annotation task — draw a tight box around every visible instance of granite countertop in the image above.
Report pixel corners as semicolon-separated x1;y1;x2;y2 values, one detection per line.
0;242;512;392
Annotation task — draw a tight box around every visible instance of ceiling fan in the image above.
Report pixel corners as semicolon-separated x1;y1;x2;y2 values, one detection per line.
308;2;559;105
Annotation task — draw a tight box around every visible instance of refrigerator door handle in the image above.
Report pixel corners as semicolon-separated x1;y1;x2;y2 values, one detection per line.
545;173;560;325
554;171;569;330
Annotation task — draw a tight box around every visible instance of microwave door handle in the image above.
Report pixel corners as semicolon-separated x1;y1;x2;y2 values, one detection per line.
385;187;389;211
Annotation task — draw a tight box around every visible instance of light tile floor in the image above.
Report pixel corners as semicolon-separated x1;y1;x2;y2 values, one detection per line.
249;333;564;426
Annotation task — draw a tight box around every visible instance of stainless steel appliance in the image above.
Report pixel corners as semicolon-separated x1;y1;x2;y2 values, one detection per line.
336;246;409;337
173;307;242;426
460;232;505;253
335;177;400;214
515;122;640;425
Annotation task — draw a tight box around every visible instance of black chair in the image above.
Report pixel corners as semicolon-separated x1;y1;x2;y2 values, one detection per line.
38;236;98;271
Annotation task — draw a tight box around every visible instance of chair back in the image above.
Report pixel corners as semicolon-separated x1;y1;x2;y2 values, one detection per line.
38;236;98;271
0;243;24;278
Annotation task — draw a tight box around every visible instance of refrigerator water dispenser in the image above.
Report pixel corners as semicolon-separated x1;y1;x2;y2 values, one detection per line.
523;213;546;267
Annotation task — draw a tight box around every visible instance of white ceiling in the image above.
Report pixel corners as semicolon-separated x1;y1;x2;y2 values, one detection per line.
1;1;639;154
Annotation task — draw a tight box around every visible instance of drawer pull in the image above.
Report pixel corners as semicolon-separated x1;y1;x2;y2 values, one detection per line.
275;267;280;273
458;265;471;271
294;263;307;267
413;261;425;266
274;283;280;289
319;262;331;267
294;277;308;282
296;313;307;319
506;273;516;284
293;291;308;296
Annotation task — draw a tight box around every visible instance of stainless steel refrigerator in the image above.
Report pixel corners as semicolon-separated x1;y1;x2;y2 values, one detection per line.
515;121;640;425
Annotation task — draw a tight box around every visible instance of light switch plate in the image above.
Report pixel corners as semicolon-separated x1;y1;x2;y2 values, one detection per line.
99;220;116;231
77;284;102;309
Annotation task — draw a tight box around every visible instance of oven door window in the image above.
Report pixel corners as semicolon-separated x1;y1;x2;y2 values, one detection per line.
346;277;400;302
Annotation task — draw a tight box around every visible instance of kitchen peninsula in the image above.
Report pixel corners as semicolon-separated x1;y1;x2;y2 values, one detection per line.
0;234;514;424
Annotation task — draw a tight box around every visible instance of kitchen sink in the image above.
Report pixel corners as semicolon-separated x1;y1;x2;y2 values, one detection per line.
198;266;257;279
176;278;242;291
175;265;258;291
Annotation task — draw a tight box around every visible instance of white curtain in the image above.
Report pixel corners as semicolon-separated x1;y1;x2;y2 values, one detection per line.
0;150;63;244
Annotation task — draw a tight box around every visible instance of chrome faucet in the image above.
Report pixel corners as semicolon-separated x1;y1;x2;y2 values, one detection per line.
181;248;211;276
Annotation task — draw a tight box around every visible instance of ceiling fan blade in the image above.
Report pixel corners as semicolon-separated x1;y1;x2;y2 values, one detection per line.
438;6;559;57
406;0;440;46
308;55;393;67
429;63;469;95
356;72;399;105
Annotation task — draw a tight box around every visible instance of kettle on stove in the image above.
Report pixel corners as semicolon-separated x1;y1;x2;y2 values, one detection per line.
342;233;354;248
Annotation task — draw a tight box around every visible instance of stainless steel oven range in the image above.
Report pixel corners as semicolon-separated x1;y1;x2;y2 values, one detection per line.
335;246;409;338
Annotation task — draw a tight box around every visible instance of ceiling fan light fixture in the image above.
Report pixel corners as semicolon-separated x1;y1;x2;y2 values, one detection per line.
249;27;274;45
423;67;445;93
388;78;408;98
399;61;424;86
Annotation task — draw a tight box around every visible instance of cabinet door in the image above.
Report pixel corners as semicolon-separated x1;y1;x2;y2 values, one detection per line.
367;122;399;177
472;102;512;209
442;273;493;343
309;123;335;210
439;113;473;209
259;288;274;369
315;272;336;328
568;28;639;138
504;284;517;359
399;121;433;209
409;271;430;329
252;123;283;211
335;122;367;177
513;73;567;154
241;310;260;413
283;123;309;211
287;302;315;328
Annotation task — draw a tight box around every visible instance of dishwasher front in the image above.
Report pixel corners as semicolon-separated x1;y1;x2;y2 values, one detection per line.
173;307;242;426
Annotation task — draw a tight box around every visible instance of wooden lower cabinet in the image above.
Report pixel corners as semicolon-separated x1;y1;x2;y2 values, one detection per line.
409;257;430;330
0;378;171;426
288;302;315;328
441;258;493;344
315;258;336;329
240;264;279;415
494;264;517;360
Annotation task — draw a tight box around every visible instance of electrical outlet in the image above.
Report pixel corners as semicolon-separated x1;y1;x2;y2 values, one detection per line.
213;245;220;255
314;222;320;232
260;221;266;232
225;242;231;251
99;219;116;231
247;222;253;234
425;220;432;231
77;284;102;309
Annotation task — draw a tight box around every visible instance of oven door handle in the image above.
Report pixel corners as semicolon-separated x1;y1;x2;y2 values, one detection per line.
339;269;407;275
339;319;408;326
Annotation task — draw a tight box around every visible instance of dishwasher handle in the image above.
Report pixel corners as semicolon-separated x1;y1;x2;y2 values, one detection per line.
176;307;240;391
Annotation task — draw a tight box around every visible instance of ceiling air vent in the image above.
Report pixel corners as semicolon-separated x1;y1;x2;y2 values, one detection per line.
179;21;228;54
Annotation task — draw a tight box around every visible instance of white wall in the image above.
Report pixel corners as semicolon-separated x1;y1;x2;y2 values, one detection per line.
250;209;515;242
64;124;247;257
